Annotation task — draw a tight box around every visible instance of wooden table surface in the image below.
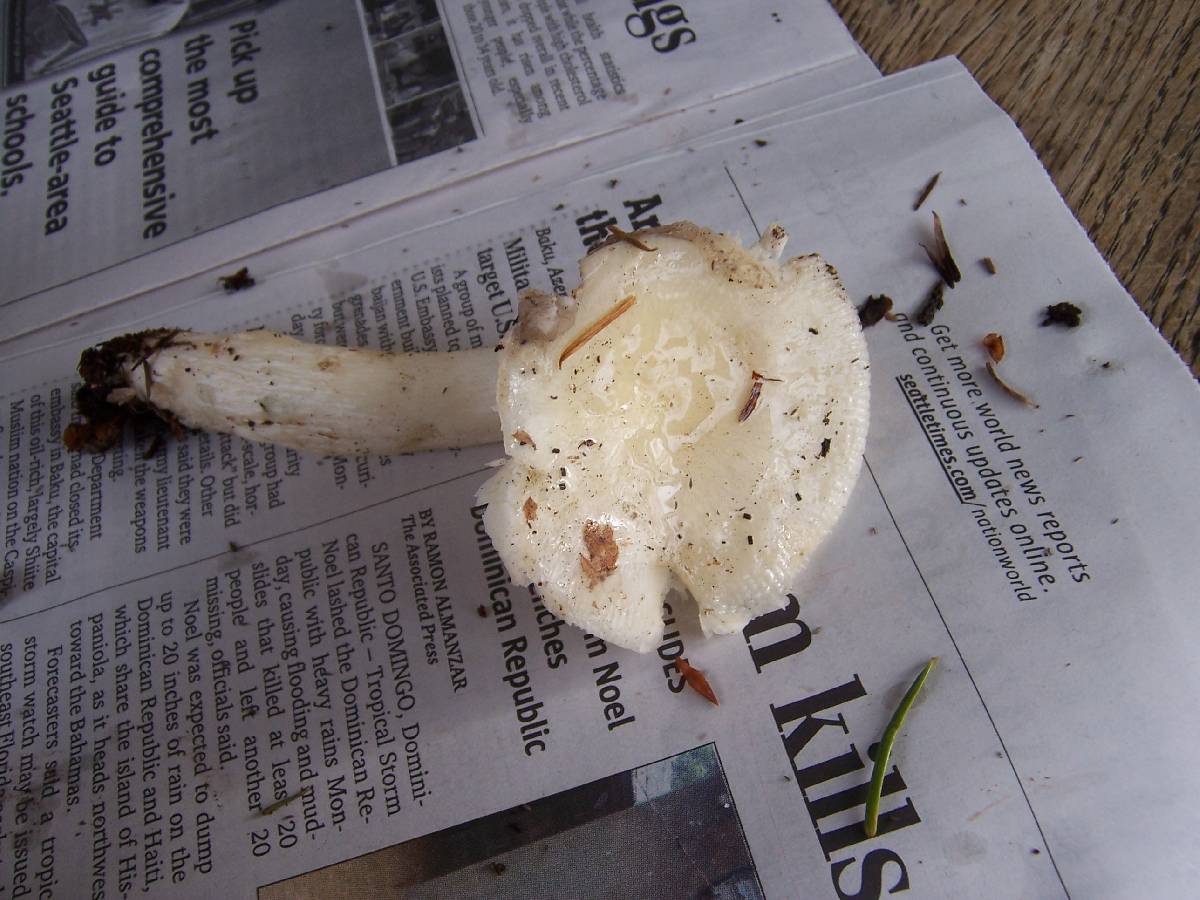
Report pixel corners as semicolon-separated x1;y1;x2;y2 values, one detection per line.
831;1;1199;376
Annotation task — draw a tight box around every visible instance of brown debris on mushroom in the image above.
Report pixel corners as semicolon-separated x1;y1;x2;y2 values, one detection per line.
737;372;766;423
579;520;619;588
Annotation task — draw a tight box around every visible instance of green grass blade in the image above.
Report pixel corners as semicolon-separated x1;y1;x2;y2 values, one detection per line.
864;657;939;838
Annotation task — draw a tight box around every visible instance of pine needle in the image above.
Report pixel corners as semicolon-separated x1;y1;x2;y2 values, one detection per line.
558;295;637;368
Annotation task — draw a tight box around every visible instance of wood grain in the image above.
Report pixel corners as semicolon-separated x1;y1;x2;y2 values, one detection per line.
831;0;1200;375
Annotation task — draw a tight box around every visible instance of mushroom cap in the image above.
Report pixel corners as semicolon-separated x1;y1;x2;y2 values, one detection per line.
477;222;869;652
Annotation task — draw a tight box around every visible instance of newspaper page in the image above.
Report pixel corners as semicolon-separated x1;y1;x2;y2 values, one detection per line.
0;0;876;314
0;44;878;349
3;58;1199;898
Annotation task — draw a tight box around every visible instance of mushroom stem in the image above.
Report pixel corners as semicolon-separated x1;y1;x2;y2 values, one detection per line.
73;329;501;456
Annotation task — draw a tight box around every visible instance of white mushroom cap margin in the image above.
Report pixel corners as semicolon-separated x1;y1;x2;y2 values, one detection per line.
477;222;869;652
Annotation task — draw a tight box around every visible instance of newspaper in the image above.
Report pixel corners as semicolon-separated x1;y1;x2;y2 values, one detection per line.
0;45;878;348
0;0;876;325
3;58;1199;898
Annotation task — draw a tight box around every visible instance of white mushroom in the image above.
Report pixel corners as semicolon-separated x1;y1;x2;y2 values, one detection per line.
479;223;869;650
67;223;869;652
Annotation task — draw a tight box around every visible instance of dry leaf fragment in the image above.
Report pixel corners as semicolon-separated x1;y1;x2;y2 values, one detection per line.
677;657;719;705
913;171;941;211
921;212;961;287
982;333;1006;363
915;281;945;326
1042;302;1082;328
986;360;1038;408
579;520;619;587
858;294;894;327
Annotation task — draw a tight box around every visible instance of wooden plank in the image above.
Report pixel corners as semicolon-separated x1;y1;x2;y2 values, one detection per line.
832;0;1199;374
